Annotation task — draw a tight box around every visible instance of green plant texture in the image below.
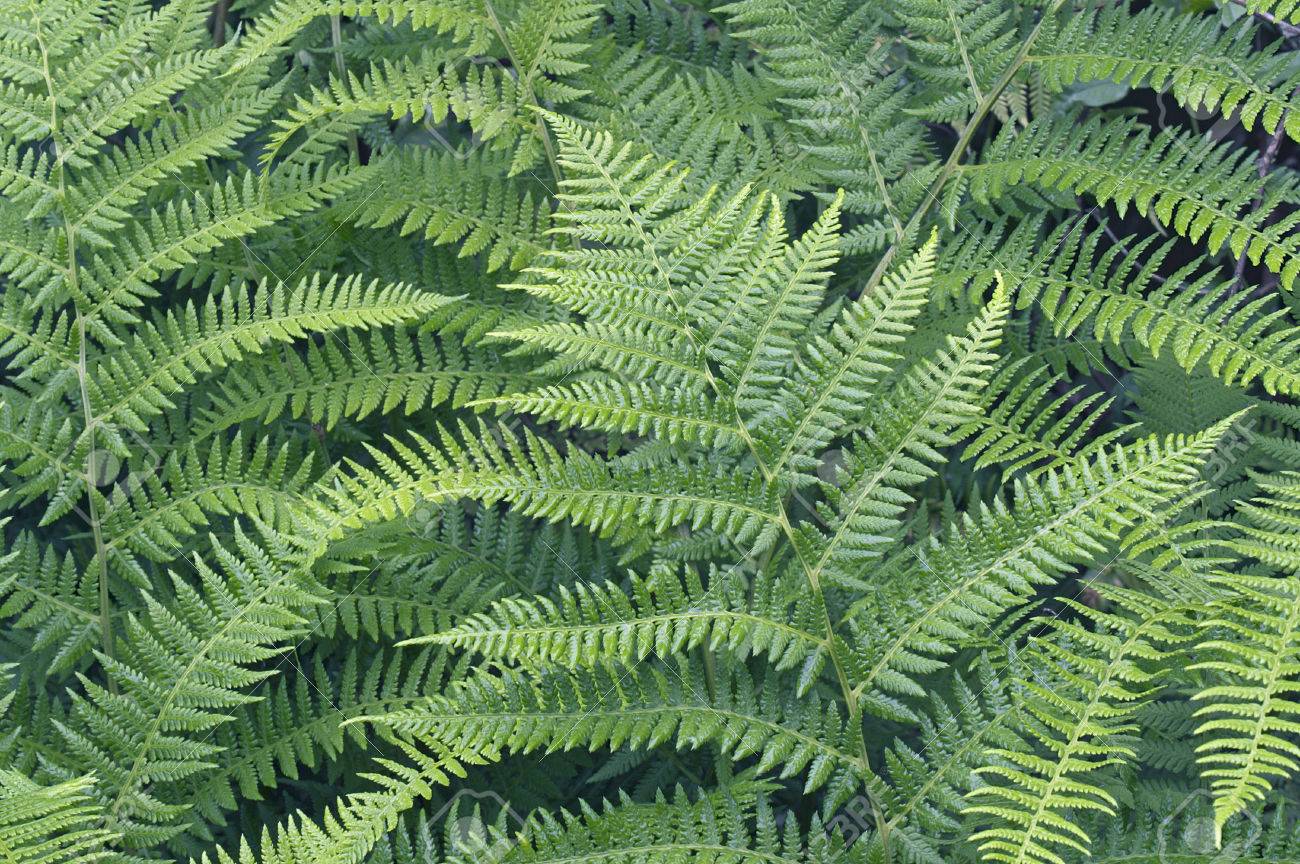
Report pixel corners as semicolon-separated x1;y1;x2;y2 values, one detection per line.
7;0;1300;862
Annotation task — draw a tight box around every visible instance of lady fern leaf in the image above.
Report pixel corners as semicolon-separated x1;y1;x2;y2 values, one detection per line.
4;1;1300;862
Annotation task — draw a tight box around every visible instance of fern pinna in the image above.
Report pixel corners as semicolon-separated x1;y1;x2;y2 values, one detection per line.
5;0;1300;862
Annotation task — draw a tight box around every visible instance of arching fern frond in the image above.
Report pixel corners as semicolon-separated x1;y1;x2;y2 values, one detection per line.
320;422;780;556
81;163;373;338
1031;3;1300;141
359;659;865;795
88;274;453;431
0;771;118;864
961;358;1133;479
1191;472;1300;839
67;89;281;246
193;326;532;436
56;526;326;848
477;378;748;451
967;587;1202;864
413;561;825;679
847;419;1237;722
945;220;1300;394
960;114;1300;288
874;657;1023;861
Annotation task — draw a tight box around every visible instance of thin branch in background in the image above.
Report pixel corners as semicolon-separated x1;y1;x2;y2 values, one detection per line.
1233;114;1287;291
210;0;229;46
1233;16;1299;293
1229;0;1300;38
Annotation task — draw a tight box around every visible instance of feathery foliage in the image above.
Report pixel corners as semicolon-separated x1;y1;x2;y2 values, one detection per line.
4;1;1300;863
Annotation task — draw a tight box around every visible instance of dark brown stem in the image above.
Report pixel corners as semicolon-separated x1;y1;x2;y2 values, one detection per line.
1234;23;1297;294
1233;121;1286;290
1229;0;1300;38
210;0;229;46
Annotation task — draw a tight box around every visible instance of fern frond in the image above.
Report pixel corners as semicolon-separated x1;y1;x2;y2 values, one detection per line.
468;782;865;864
847;419;1236;720
877;657;1023;860
181;647;459;841
962;114;1300;288
414;561;825;678
961;359;1132;479
81;163;372;335
67;89;280;246
193;327;531;435
726;195;844;429
197;738;484;864
1191;473;1300;838
801;283;1009;587
321;422;780;555
360;659;865;794
0;771;118;864
476;379;747;450
950;221;1300;394
96;434;317;585
967;587;1200;864
88;274;452;430
1032;4;1300;141
265;49;452;166
716;0;929;252
0;532;98;675
228;0;495;75
895;0;1020;125
57;526;326;847
59;49;228;167
758;231;937;476
348;148;550;272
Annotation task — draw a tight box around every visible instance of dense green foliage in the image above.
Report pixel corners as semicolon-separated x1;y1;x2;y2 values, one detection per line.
8;0;1300;862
